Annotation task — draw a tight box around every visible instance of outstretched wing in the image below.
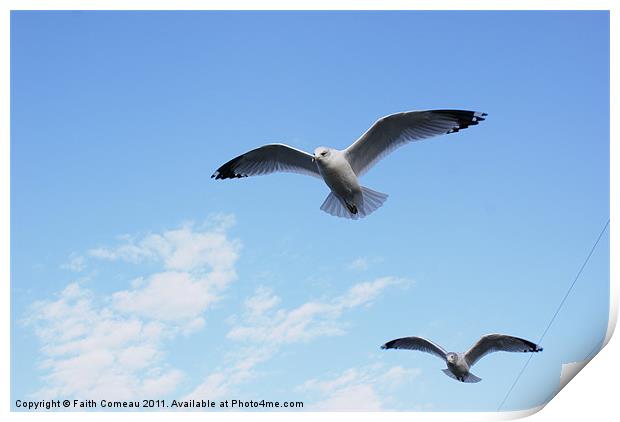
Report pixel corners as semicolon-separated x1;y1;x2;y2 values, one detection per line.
344;110;487;176
381;336;448;361
464;334;543;367
212;143;320;180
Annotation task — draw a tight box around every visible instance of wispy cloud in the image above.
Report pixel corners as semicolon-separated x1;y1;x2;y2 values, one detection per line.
24;216;240;400
347;256;384;271
88;218;240;277
60;253;86;272
181;347;275;401
92;218;241;330
185;277;407;400
298;364;421;411
27;214;411;405
112;271;218;325
227;277;404;344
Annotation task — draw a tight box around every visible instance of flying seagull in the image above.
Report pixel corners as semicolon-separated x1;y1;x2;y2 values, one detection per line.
381;334;542;383
212;109;487;219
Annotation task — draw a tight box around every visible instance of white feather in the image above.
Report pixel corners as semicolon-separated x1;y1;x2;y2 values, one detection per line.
344;110;487;176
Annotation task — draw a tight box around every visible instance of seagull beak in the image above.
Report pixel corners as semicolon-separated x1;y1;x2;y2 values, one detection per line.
311;157;315;162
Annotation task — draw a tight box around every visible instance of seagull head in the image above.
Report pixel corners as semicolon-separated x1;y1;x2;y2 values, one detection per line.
446;353;458;364
313;147;331;162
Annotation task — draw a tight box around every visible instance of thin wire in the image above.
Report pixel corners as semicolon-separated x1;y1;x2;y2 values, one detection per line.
536;219;610;344
497;218;610;412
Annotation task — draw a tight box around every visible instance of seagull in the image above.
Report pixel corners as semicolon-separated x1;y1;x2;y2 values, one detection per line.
381;334;543;383
212;109;487;219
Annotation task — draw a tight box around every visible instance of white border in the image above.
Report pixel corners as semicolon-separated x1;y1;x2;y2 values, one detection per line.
0;0;617;11
2;1;616;421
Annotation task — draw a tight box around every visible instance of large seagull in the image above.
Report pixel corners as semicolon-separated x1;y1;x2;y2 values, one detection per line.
212;109;487;219
381;334;543;383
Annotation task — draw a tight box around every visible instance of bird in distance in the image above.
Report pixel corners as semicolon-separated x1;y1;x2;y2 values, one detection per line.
381;333;542;383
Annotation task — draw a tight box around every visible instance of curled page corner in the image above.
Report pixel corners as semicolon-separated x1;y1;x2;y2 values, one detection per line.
557;358;591;392
495;403;546;420
494;358;595;420
557;338;607;394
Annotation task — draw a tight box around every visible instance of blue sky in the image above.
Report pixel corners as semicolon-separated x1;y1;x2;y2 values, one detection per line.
11;11;609;411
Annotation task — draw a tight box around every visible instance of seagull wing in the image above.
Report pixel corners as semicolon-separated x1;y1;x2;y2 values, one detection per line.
464;334;543;367
344;109;487;176
381;336;448;362
212;143;320;180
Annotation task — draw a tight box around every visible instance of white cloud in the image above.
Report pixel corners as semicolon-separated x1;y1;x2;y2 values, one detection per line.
26;283;180;400
185;277;407;400
29;212;408;406
25;216;240;400
339;276;401;308
182;344;276;401
313;384;383;411
88;219;240;279
112;271;219;322
347;256;384;271
299;364;421;411
96;217;241;330
227;277;404;345
183;372;235;401
60;253;86;272
348;257;370;271
141;369;184;397
243;286;281;317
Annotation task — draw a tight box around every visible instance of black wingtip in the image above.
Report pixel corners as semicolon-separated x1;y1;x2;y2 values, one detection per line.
381;340;396;350
436;110;488;134
523;345;543;353
211;155;248;180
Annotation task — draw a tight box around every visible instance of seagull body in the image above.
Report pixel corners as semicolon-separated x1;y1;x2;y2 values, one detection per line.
212;109;487;219
381;334;543;383
314;147;364;215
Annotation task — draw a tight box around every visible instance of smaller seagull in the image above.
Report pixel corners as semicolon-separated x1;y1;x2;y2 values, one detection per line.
381;334;543;383
212;109;486;219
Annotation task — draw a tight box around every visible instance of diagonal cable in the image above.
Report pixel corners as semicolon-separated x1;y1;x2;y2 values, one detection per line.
497;218;610;411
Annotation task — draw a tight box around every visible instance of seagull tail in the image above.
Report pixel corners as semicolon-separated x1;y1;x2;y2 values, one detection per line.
319;187;388;220
320;192;356;219
462;372;482;383
359;186;389;217
441;369;482;383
